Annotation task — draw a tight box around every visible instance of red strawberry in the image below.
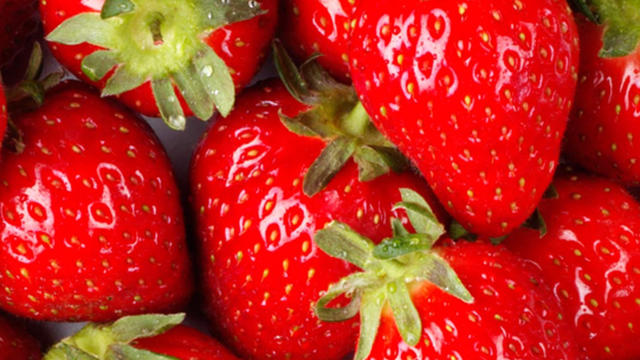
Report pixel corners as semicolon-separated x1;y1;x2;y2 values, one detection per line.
312;190;579;360
0;0;40;85
279;0;357;82
504;169;640;359
190;79;442;360
0;81;192;321
0;314;40;360
41;0;278;129
45;313;238;359
564;3;640;185
349;0;580;237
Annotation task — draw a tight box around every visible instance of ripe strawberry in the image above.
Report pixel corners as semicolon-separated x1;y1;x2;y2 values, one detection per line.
349;0;580;237
190;79;442;360
0;81;193;321
313;190;579;360
564;3;640;185
504;169;640;359
45;313;239;360
41;0;278;129
279;0;357;81
0;0;40;85
0;314;40;360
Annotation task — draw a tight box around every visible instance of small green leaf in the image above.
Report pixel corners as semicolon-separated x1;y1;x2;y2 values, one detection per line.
391;218;410;237
373;234;435;260
173;62;215;121
272;39;311;104
105;344;179;360
46;13;116;48
195;0;265;29
112;313;185;343
151;78;186;130
354;146;392;182
315;273;374;322
279;110;336;138
82;50;119;81
192;46;235;118
522;208;547;238
101;0;135;19
314;221;375;269
569;0;599;23
24;42;43;81
303;136;357;197
102;65;146;97
412;254;474;304
354;288;386;360
387;279;421;346
601;26;640;57
280;113;323;137
448;220;476;241
395;189;445;241
44;343;97;360
591;0;640;57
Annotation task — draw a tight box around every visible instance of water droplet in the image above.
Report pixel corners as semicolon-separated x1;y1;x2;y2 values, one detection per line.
168;115;186;129
202;66;213;77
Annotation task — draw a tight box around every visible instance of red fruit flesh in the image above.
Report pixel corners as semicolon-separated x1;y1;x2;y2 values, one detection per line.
191;80;442;360
133;325;239;360
40;0;278;118
367;241;579;360
349;0;579;237
0;315;40;360
280;0;356;82
0;82;192;321
0;0;39;85
505;171;640;359
565;17;640;185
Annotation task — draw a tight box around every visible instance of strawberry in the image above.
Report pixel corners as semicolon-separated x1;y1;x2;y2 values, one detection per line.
0;81;6;142
279;0;357;82
348;0;580;237
564;2;640;185
41;0;278;129
45;313;239;359
0;81;193;321
504;169;640;359
313;189;579;360
0;0;40;85
0;314;40;360
190;77;442;359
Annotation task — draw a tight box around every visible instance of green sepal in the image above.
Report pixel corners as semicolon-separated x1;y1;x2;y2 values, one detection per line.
105;344;179;360
409;254;474;304
569;0;599;22
191;45;235;118
82;50;119;81
522;208;547;238
315;274;369;322
101;0;135;19
102;66;146;97
314;221;374;269
448;220;474;241
490;235;508;245
355;289;385;360
46;13;115;48
395;188;445;240
303;136;358;197
373;234;435;260
44;343;96;360
584;0;640;57
353;146;395;182
111;313;185;343
152;78;186;130
391;218;410;237
173;61;216;121
273;39;312;103
387;279;421;346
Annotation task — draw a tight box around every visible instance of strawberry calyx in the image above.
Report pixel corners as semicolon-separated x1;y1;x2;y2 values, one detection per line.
43;313;185;360
570;0;640;57
46;0;264;130
314;189;473;360
273;40;408;197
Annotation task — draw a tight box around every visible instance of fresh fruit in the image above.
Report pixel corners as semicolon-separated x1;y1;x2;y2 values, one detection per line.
504;169;640;359
0;0;40;85
190;79;441;360
279;0;357;81
41;0;278;129
313;189;579;360
0;314;40;360
0;81;192;321
45;313;239;360
564;2;640;185
349;0;580;237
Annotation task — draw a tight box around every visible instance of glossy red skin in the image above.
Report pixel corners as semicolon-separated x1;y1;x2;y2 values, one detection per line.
0;315;40;360
40;0;278;118
191;80;442;360
280;0;356;82
0;82;193;321
367;241;579;360
0;0;39;85
349;0;579;237
565;18;640;185
132;326;239;360
505;171;640;359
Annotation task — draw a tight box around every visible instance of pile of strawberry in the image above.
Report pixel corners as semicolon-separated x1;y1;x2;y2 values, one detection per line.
0;0;639;359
